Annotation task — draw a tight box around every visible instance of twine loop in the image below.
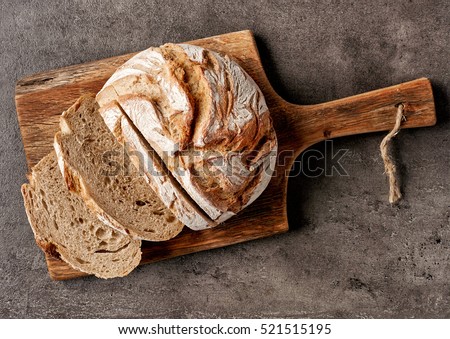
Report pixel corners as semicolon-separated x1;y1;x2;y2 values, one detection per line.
380;104;406;204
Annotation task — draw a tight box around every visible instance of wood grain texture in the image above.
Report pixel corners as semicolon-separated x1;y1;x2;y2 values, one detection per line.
15;30;436;280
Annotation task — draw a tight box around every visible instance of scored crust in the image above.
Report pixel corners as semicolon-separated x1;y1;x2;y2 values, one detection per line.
96;48;194;152
97;44;278;227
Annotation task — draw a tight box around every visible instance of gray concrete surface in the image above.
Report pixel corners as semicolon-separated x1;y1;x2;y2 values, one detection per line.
1;0;449;318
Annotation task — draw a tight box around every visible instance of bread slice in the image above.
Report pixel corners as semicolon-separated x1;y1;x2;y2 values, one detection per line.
21;152;141;279
54;94;184;240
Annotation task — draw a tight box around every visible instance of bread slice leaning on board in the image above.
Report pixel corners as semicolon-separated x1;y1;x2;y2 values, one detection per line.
21;152;142;279
54;94;184;241
97;43;278;228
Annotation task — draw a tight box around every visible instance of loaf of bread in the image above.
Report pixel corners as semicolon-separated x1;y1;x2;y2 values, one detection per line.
97;44;277;228
20;43;277;279
21;152;141;279
54;94;184;240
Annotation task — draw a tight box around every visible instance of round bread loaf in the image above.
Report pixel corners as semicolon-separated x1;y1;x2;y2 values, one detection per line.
97;43;277;229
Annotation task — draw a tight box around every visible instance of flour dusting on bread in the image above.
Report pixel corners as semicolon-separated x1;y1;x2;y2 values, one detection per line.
97;44;277;229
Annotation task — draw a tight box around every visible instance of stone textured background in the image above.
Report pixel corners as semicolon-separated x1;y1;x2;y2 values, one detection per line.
1;0;449;318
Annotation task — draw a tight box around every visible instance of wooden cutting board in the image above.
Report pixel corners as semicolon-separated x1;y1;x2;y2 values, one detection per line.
15;30;436;280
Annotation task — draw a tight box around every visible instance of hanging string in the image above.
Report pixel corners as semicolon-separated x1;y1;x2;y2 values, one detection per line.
380;104;405;204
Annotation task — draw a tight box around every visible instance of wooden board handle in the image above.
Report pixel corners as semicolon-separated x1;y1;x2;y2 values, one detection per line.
279;78;436;155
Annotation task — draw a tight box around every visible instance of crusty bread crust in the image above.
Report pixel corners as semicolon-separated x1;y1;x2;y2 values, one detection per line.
97;44;277;227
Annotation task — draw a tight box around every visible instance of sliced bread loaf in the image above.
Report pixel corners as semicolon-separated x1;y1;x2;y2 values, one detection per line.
97;44;277;227
54;94;184;241
21;152;141;279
